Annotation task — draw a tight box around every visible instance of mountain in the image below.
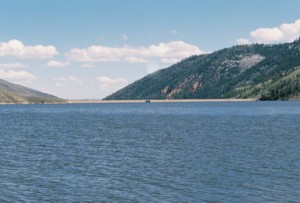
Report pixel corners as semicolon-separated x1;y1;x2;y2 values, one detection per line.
105;38;300;100
0;79;64;104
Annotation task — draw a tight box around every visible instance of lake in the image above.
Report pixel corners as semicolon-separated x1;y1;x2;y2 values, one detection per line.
0;101;299;202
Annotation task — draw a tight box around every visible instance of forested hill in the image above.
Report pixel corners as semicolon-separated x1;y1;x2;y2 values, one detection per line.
105;38;300;100
0;79;64;104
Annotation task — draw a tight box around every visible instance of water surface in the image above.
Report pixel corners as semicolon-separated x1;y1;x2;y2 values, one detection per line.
0;101;299;202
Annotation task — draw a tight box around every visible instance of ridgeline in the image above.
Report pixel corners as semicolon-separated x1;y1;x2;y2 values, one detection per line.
105;38;300;100
0;79;64;104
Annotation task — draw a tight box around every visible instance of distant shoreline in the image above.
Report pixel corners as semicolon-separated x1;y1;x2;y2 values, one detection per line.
1;99;258;105
3;98;300;105
66;98;258;104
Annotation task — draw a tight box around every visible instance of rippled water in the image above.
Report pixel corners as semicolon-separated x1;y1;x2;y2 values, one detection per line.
0;101;300;202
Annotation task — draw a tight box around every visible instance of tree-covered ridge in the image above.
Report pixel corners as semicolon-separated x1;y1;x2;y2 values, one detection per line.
230;67;300;100
105;38;300;100
0;79;64;104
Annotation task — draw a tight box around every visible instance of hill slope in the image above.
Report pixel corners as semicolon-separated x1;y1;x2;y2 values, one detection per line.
105;38;300;100
0;79;64;104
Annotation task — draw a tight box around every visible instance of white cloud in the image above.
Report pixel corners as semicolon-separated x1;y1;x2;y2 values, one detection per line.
250;27;284;43
97;76;127;90
124;56;148;63
0;63;28;69
0;39;57;59
54;82;63;87
56;75;81;83
237;19;300;44
0;69;36;80
46;60;70;67
81;64;95;68
66;41;205;65
121;33;128;40
236;38;251;45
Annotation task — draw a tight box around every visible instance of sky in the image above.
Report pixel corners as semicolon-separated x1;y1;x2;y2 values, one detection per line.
1;0;300;99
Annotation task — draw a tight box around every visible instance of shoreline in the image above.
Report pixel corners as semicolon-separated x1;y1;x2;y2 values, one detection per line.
66;98;258;104
3;98;300;105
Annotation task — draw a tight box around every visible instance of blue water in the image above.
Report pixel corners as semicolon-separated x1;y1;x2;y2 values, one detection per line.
0;101;300;202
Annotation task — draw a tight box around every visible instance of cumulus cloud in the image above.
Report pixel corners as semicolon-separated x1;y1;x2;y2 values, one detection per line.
56;75;81;83
46;60;70;67
0;63;28;69
250;27;284;43
97;76;127;90
0;69;36;80
66;41;205;65
0;39;57;59
54;82;63;87
236;38;251;45
237;19;300;44
124;56;148;63
81;64;95;68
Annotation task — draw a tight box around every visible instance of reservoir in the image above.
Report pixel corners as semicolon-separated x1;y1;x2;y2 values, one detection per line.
0;101;299;202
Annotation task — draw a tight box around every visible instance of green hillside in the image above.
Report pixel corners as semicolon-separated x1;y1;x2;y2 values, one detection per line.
0;79;64;104
229;67;300;100
105;38;300;100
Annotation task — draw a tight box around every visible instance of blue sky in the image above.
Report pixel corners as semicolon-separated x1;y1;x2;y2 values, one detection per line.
1;0;300;99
